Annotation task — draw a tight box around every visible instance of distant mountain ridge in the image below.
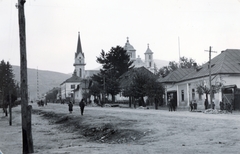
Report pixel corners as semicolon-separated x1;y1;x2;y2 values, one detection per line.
12;66;71;100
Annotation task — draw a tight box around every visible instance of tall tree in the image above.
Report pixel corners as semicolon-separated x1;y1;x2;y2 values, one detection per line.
127;71;150;107
0;60;17;118
93;46;133;103
157;56;197;77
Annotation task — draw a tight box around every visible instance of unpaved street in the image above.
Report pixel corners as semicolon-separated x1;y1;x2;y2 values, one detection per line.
1;103;240;154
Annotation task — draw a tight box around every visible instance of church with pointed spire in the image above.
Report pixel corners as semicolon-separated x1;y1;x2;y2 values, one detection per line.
60;32;99;101
123;37;154;72
74;32;86;78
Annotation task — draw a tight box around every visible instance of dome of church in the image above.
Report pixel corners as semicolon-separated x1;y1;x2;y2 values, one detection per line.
145;44;153;54
123;37;136;51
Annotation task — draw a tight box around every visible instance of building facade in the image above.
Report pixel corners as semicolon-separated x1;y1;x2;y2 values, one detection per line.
159;49;240;110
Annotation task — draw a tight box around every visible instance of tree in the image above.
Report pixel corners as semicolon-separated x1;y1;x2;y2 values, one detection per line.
127;71;151;107
45;87;59;103
179;56;197;68
144;77;165;109
196;80;223;109
157;56;197;77
0;60;18;118
93;46;133;103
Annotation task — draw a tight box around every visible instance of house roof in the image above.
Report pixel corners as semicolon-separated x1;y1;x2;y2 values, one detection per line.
158;68;195;83
60;72;82;85
119;66;155;88
159;49;240;83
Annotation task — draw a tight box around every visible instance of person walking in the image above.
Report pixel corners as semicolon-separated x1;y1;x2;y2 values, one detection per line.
204;99;208;110
79;98;85;115
68;101;73;113
168;97;172;112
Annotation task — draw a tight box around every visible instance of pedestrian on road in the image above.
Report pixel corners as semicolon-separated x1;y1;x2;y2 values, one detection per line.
68;101;73;113
168;97;172;112
204;99;208;110
79;98;85;115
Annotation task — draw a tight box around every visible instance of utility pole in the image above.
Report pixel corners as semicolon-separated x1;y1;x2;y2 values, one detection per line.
205;46;217;109
17;0;34;153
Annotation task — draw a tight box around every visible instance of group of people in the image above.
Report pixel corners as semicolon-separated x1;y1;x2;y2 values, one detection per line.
219;99;234;113
68;98;86;115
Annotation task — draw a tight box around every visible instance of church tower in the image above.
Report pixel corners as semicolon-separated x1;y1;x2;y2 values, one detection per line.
123;37;136;61
73;32;86;78
144;44;154;69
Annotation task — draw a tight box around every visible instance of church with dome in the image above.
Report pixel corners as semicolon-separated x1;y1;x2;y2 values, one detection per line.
123;37;155;73
60;33;155;102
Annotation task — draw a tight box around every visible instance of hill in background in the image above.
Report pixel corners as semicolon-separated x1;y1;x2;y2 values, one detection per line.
12;66;71;101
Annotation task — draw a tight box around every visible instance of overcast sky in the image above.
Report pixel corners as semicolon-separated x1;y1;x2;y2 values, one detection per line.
1;0;240;74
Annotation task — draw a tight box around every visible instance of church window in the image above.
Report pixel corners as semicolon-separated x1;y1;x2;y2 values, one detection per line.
79;68;82;77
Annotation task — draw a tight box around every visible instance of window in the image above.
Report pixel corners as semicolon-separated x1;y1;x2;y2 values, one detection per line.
79;57;81;63
181;90;184;101
192;89;195;100
149;62;151;67
71;84;75;89
149;55;151;60
79;68;82;77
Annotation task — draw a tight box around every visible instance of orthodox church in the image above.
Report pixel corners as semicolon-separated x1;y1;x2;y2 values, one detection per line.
60;33;154;102
123;37;155;72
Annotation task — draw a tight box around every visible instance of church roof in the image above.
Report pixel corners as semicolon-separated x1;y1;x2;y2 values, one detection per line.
75;32;84;58
123;37;136;51
133;56;145;67
144;44;153;54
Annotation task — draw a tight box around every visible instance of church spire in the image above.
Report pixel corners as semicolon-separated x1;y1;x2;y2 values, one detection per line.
75;32;84;58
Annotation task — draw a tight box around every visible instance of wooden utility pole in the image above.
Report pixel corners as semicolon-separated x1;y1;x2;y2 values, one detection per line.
205;46;217;109
17;0;34;153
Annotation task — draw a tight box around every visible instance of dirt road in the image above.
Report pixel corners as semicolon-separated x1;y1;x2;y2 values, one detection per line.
1;103;240;154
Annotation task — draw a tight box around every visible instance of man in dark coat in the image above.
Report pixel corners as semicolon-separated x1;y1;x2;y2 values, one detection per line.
204;99;208;110
79;99;85;115
68;101;73;113
168;97;173;112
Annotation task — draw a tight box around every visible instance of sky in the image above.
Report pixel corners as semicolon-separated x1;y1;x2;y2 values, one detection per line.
1;0;240;74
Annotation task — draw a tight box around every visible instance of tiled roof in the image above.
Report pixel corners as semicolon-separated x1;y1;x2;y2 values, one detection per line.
158;68;195;83
159;49;240;83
